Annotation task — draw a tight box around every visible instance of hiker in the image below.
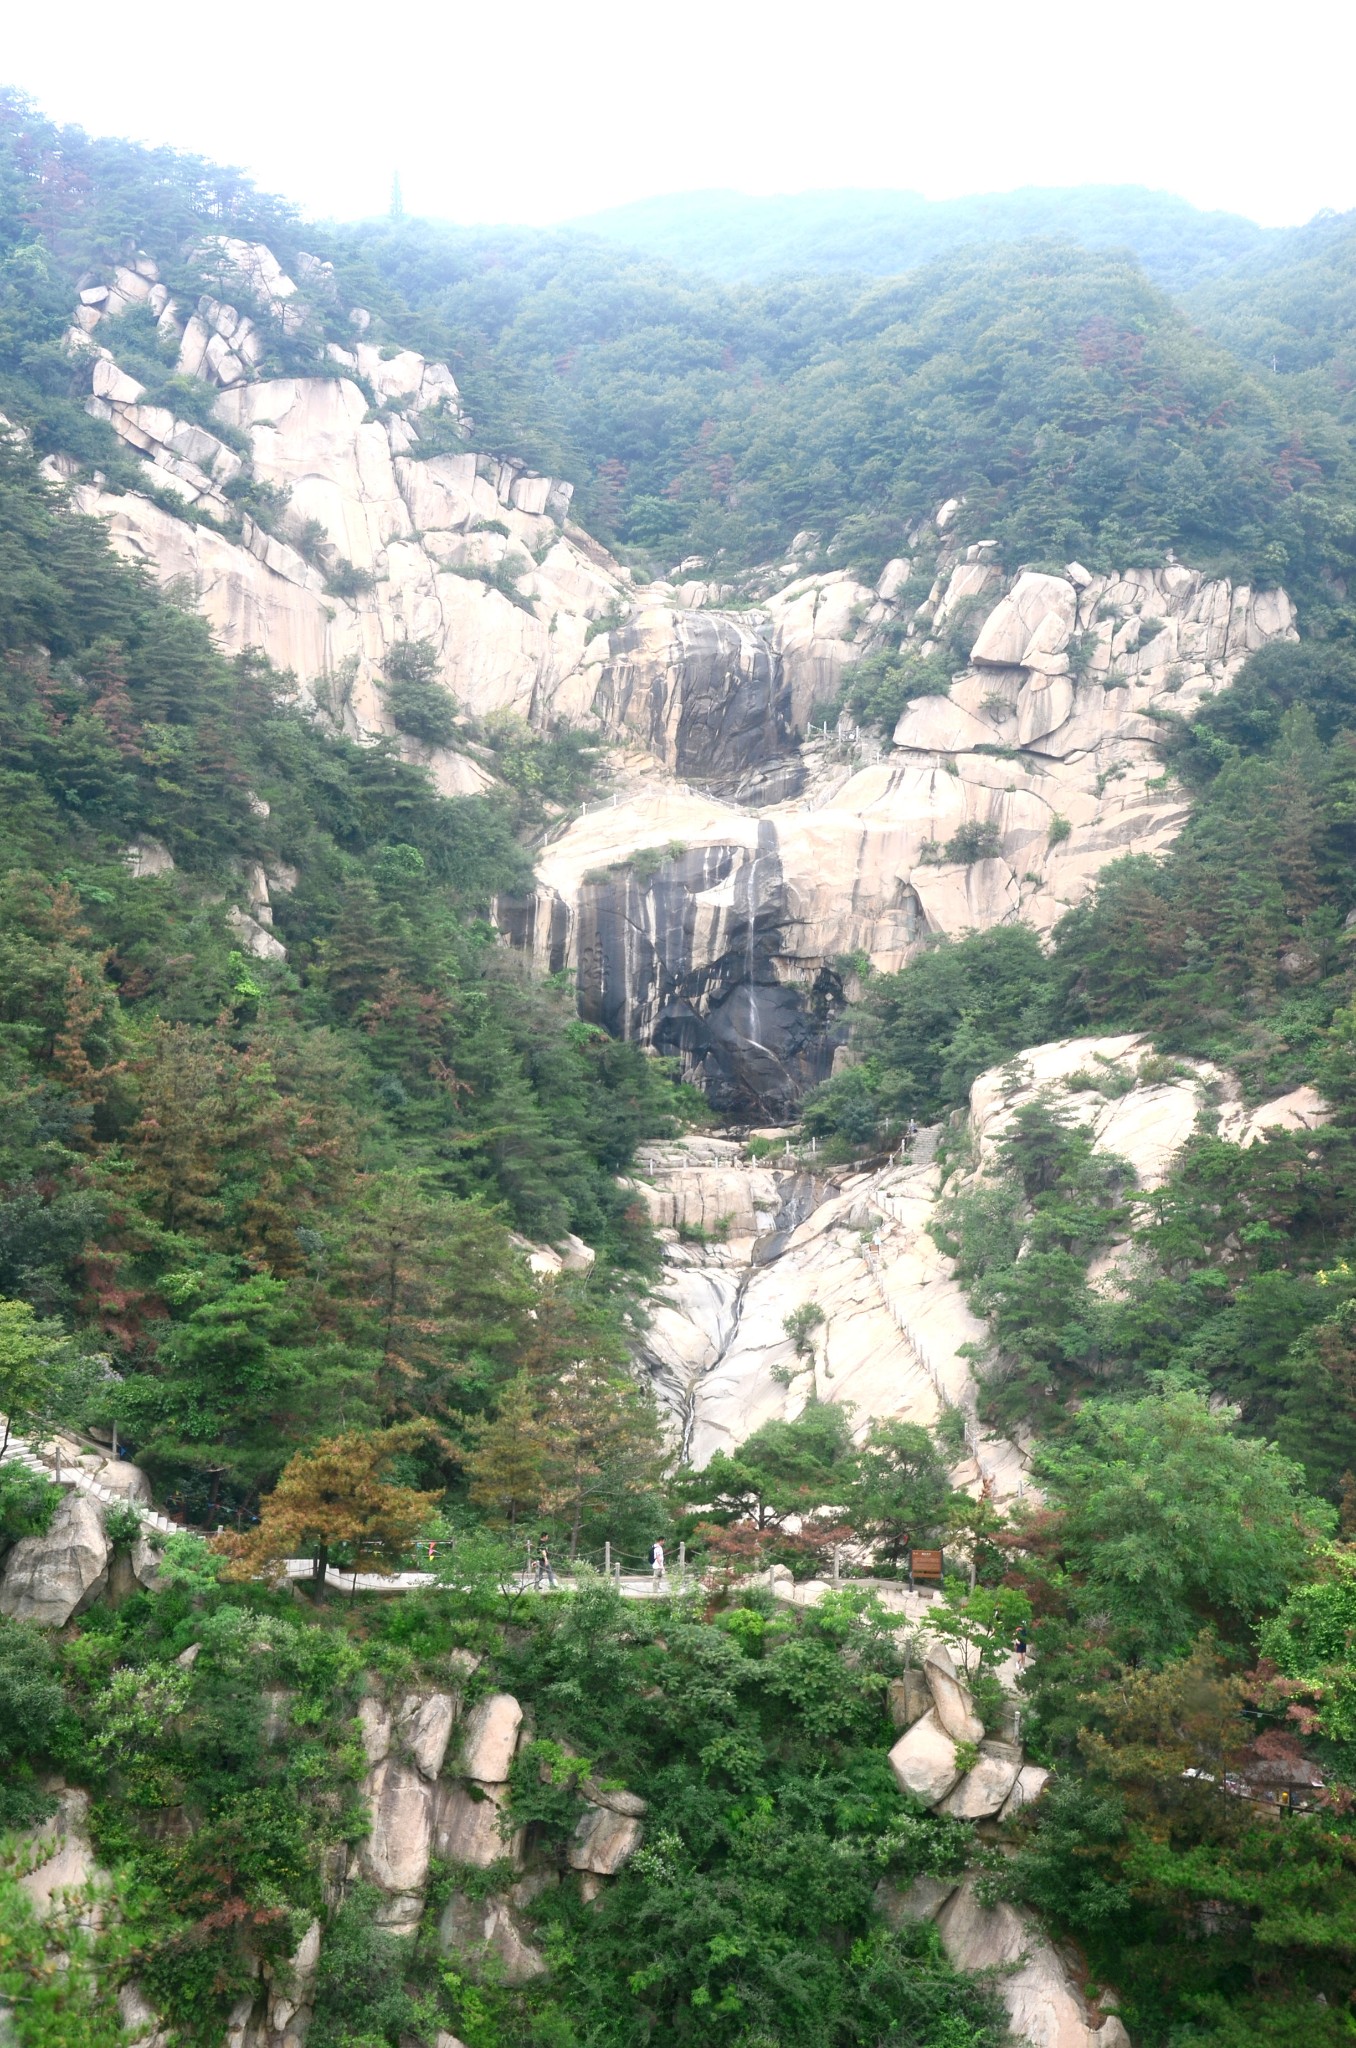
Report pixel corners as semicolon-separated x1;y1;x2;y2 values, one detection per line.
650;1539;666;1592
1014;1621;1029;1672
534;1534;557;1590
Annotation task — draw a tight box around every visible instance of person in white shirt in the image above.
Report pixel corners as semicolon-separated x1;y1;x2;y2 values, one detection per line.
650;1540;666;1591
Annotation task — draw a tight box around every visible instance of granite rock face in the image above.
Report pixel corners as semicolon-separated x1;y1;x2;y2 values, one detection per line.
358;1760;435;1899
568;1804;645;1875
938;1875;1126;2048
67;245;1298;1119
431;1780;524;1869
437;1891;547;1985
0;1493;110;1626
514;560;1296;1115
887;1710;962;1806
459;1693;523;1781
633;1040;1317;1497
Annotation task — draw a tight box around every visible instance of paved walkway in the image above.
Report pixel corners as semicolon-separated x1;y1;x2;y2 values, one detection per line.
281;1556;947;1621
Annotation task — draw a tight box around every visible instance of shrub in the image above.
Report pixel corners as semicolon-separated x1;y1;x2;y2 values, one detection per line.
0;1463;60;1544
103;1502;145;1549
784;1303;826;1358
384;678;458;748
942;820;1002;865
325;561;376;599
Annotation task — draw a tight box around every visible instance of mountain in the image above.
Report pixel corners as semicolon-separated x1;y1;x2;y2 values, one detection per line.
569;184;1277;291
2;88;1356;2048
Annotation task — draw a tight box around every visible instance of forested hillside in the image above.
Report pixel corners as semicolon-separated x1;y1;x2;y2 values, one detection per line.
6;86;1356;2048
570;185;1276;290
342;221;1356;616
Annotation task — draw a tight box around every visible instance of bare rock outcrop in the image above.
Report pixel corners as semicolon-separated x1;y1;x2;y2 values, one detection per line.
432;1780;525;1869
358;1759;435;1906
874;1873;957;1927
940;1741;1024;1820
568;1801;645;1876
458;1693;523;1781
0;1493;110;1626
639;1041;1322;1492
887;1710;962;1807
17;1786;104;1926
887;1671;933;1730
938;1875;1130;2048
437;1890;547;1985
515;557;1295;1116
923;1647;985;1745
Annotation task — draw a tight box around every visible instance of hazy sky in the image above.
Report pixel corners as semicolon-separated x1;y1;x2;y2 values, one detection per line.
5;0;1353;231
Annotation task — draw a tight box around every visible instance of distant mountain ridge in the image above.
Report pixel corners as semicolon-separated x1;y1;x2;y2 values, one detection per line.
567;183;1282;292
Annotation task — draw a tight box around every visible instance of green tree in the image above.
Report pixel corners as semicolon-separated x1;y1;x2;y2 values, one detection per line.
1030;1388;1334;1664
846;1418;954;1566
0;1295;92;1456
463;1372;550;1533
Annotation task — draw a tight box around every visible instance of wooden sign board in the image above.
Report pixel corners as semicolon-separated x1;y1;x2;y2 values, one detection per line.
909;1548;944;1583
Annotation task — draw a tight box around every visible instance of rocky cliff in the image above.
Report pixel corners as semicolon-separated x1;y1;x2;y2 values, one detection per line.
513;562;1296;1114
59;236;1296;1118
630;1036;1327;1485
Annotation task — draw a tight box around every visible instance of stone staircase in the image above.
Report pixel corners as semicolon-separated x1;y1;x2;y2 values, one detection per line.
1;1425;185;1536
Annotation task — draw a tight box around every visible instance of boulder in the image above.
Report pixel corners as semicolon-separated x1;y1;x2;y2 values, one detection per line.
874;1873;956;1927
432;1779;524;1869
887;1670;932;1731
921;1647;984;1746
265;1915;321;2032
581;1783;647;1818
396;1689;458;1778
93;1459;153;1503
358;1694;392;1765
970;572;1076;670
568;1803;644;1876
116;1983;168;2048
359;1760;434;1895
939;1741;1023;1820
437;1891;546;1985
458;1692;522;1781
0;1493;110;1626
938;1874;1110;2047
129;1525;166;1592
19;1786;103;1926
1000;1764;1052;1820
887;1709;962;1807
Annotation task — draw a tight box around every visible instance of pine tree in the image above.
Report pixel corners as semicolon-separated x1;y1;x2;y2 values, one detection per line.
541;1356;667;1559
124;1022;227;1235
215;1424;439;1595
463;1374;550;1533
333;1172;527;1421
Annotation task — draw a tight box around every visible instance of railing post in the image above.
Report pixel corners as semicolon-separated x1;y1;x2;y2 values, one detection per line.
832;1544;841;1587
679;1539;686;1589
604;1539;611;1579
